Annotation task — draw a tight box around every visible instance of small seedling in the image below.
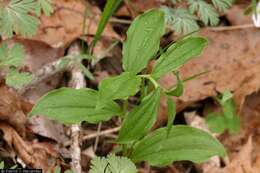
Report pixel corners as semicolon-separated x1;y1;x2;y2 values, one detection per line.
206;91;240;134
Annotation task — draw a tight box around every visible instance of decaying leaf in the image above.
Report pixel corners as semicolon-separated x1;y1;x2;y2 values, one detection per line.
0;123;58;172
0;86;27;136
158;27;260;126
33;0;119;48
205;137;260;173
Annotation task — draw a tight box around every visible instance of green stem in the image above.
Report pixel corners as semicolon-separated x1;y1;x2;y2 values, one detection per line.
139;74;159;89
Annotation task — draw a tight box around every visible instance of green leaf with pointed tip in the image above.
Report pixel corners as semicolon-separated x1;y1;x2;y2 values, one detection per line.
130;125;226;166
152;37;207;79
166;72;184;97
92;0;123;47
98;72;141;108
30;88;121;124
123;9;165;74
166;97;176;136
117;88;161;144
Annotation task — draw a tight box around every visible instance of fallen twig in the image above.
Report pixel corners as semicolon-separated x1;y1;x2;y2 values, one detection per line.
82;126;121;141
208;24;255;31
68;42;85;173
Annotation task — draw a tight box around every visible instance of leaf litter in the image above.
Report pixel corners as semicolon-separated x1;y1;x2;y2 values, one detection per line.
0;1;260;173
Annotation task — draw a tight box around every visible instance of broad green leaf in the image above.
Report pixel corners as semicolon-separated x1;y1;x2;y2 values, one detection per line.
30;88;121;124
152;37;207;79
92;0;123;47
123;9;165;74
206;112;240;134
206;112;226;133
98;72;141;108
0;0;39;37
117;88;161;143
0;43;25;67
90;154;137;173
130;125;226;166
166;72;184;97
6;68;33;89
166;97;176;136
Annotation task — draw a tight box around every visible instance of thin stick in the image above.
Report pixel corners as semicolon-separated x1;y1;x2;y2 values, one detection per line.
93;122;102;152
208;24;255;31
83;126;121;141
68;42;85;173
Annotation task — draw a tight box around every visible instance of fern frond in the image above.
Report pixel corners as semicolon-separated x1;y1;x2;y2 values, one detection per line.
0;0;39;37
212;0;233;12
35;0;54;16
0;43;24;67
90;154;137;173
6;68;33;89
162;6;199;34
188;0;219;26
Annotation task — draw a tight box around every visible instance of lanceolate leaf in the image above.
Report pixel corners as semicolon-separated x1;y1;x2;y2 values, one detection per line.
130;125;226;166
117;88;161;144
30;88;121;124
92;0;123;47
123;9;165;74
166;97;176;136
152;37;207;79
98;72;141;108
166;72;184;97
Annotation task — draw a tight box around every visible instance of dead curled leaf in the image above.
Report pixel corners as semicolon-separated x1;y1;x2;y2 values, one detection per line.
0;123;58;172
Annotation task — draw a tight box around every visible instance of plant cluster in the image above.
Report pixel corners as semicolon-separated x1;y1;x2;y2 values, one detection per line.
0;0;232;172
29;9;226;172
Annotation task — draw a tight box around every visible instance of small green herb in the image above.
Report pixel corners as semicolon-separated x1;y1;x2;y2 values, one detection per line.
206;91;240;134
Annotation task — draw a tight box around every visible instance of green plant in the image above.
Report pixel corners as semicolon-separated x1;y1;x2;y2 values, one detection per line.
162;0;234;34
0;43;33;88
0;0;54;88
30;9;226;169
206;91;240;134
90;154;137;173
0;0;53;37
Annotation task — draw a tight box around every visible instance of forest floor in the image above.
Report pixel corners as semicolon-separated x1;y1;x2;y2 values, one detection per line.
0;0;260;173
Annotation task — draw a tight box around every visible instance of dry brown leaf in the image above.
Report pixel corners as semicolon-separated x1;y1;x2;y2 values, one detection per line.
28;116;69;144
0;86;27;136
33;0;119;48
157;27;260;126
0;123;58;172
226;5;253;25
117;0;160;16
205;137;260;173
